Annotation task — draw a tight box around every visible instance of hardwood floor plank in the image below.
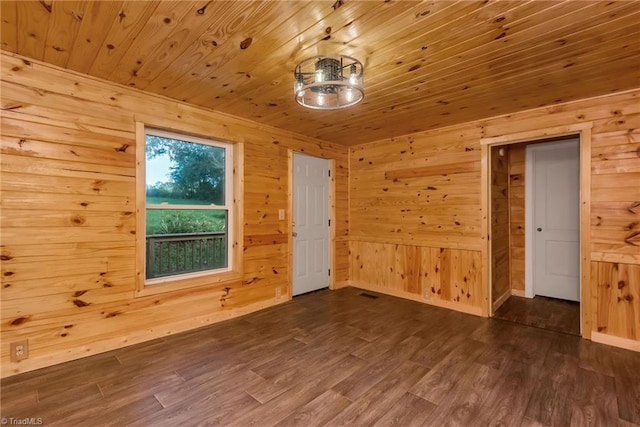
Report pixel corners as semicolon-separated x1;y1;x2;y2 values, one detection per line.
611;347;640;425
423;360;505;426
547;331;583;358
410;333;469;369
578;340;616;377
371;392;437;426
327;360;431;426
246;339;360;404
3;383;102;424
409;339;486;404
618;418;640;427
143;389;261;427
153;363;263;409
331;355;403;402
570;367;618;426
333;335;429;401
0;287;637;426
175;335;305;382
97;369;185;399
229;354;367;426
350;320;426;361
470;359;536;427
48;395;164;427
0;388;38;416
1;353;122;392
471;320;553;369
493;295;580;336
523;351;579;426
273;389;352;427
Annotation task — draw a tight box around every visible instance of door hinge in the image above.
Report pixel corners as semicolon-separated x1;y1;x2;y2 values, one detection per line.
328;170;331;177
328;268;331;276
328;219;331;226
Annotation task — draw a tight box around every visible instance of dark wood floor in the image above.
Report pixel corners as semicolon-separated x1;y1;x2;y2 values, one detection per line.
493;295;581;336
2;287;639;426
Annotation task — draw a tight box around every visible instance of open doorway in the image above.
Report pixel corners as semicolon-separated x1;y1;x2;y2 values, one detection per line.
489;137;581;335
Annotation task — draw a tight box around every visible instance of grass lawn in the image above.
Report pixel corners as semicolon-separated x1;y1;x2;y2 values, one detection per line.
146;197;226;234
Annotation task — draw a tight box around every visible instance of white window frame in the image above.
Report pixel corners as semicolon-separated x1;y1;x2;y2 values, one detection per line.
135;123;242;297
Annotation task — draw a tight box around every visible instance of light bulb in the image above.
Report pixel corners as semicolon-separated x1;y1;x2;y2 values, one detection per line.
315;69;324;83
317;93;324;106
349;63;358;85
346;88;353;103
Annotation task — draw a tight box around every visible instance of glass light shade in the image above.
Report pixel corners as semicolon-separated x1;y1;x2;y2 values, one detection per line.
293;54;364;110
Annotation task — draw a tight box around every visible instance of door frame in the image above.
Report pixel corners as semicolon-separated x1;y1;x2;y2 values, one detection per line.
287;150;336;300
525;139;580;300
480;122;593;339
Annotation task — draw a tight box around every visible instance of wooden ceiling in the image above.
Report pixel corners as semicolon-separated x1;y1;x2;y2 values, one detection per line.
2;1;640;145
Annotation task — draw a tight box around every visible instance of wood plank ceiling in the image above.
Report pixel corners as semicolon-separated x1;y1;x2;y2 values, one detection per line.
2;0;640;145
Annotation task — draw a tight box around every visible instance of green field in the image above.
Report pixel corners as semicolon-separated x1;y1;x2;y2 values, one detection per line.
146;196;219;205
146;197;226;235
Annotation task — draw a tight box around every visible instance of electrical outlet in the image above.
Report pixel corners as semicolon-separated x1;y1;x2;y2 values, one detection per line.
10;340;28;362
275;286;282;299
278;209;285;220
423;289;431;300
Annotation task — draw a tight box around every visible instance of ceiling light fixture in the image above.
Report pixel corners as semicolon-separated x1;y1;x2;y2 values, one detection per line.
294;55;364;110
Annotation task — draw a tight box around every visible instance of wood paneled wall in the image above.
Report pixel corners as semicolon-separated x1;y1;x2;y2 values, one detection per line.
590;123;640;341
0;52;349;377
508;145;526;294
349;123;484;314
350;88;640;347
491;147;510;305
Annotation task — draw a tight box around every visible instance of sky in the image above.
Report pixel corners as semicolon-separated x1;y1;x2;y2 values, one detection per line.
146;153;172;186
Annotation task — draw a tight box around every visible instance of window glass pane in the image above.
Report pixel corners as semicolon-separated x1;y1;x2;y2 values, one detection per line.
145;209;228;279
145;134;226;206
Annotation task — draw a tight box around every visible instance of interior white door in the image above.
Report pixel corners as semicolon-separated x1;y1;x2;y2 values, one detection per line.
292;153;329;296
530;139;580;301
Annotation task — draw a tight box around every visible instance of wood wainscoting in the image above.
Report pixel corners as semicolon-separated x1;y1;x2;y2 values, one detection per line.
349;241;483;316
349;88;640;350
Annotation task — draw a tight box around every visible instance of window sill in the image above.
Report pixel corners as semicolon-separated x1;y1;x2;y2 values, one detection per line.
135;270;242;298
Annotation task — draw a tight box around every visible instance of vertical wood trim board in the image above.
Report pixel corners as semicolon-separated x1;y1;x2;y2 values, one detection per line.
490;146;510;307
508;145;526;294
286;150;294;301
481;143;490;316
580;127;593;339
134;122;146;294
329;159;337;290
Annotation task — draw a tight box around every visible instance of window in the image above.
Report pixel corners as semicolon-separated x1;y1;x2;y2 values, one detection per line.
140;128;235;288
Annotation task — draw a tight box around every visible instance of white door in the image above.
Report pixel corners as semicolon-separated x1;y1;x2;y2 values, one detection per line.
292;153;329;296
529;139;580;301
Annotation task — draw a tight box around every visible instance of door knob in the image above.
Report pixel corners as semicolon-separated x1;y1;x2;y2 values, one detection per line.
292;231;298;237
537;227;542;232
